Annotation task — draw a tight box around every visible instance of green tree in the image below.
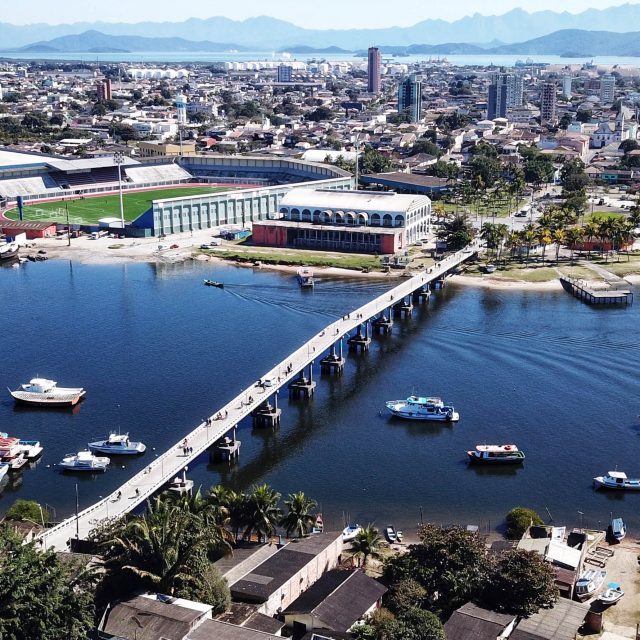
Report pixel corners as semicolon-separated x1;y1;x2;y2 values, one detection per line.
576;109;592;123
0;526;95;640
505;507;544;539
360;148;394;175
385;578;427;615
243;484;282;542
306;106;334;122
377;608;446;640
429;160;459;179
559;113;573;129
479;549;559;616
384;524;488;617
439;214;474;251
409;139;441;157
4;499;46;525
349;525;384;568
280;491;318;538
470;154;501;188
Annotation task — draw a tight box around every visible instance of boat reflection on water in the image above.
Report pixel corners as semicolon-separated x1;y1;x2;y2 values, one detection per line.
465;463;522;477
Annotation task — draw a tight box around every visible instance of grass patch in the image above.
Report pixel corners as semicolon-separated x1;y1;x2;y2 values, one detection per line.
10;187;231;225
492;267;559;282
587;211;625;221
592;259;640;277
209;248;381;271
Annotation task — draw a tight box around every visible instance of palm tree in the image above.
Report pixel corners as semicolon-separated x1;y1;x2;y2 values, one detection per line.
583;221;599;258
244;484;282;543
564;227;584;263
280;492;318;538
101;497;210;596
349;525;384;569
537;227;552;264
553;228;566;263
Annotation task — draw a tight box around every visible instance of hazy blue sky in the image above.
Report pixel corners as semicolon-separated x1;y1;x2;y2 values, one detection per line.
6;0;637;28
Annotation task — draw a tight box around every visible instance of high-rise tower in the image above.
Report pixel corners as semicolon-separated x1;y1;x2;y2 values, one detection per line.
367;47;381;94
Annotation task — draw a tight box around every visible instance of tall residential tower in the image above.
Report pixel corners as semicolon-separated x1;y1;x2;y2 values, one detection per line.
398;73;422;123
367;47;381;94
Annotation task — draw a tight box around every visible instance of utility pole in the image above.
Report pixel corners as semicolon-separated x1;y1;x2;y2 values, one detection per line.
114;151;125;231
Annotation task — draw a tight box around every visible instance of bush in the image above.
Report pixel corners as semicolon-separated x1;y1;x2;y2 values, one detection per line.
4;499;46;525
506;507;543;540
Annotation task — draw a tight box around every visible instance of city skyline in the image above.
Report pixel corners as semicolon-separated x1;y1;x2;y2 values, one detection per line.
3;0;638;29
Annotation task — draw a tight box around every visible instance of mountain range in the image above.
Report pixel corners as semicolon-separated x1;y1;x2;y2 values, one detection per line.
10;28;640;58
2;4;640;50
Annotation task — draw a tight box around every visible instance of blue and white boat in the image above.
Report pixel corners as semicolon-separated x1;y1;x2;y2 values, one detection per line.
297;267;315;288
609;517;626;542
386;395;459;422
88;433;146;455
594;471;640;491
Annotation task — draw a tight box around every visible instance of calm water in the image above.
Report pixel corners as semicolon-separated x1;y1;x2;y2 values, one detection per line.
1;259;639;535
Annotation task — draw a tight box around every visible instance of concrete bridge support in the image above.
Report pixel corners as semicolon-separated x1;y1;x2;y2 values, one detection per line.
347;322;372;352
393;297;414;319
252;392;282;428
372;311;394;335
288;363;317;399
211;426;241;463
320;340;345;374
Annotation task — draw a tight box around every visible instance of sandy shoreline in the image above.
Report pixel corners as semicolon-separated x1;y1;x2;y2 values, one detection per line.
14;232;637;293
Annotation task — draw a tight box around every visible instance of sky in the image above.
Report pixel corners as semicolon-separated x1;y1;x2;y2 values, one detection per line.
5;0;639;28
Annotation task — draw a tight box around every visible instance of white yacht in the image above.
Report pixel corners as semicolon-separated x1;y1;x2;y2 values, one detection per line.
467;444;525;464
88;433;146;455
593;471;640;491
386;395;459;422
10;378;86;407
59;451;110;472
0;435;28;471
0;462;9;482
341;524;362;542
17;440;43;459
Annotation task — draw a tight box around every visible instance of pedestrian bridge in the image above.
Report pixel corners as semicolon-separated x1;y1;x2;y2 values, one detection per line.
40;240;481;551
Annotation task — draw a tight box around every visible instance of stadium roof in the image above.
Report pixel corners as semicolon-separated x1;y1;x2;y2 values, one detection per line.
0;149;139;172
0;149;49;169
279;187;431;214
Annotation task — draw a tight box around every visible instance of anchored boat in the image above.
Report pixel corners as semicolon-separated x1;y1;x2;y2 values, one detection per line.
386;395;459;422
593;471;640;491
10;378;86;407
0;436;28;471
88;433;146;455
204;280;224;288
467;444;525;464
297;267;315;288
59;451;110;472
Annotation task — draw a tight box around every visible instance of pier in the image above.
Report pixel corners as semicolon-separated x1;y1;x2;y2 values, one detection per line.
560;276;633;306
39;241;480;551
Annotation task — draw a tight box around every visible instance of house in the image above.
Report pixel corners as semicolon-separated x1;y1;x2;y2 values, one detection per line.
229;532;344;617
509;598;589;640
282;570;387;637
444;602;516;640
0;220;57;239
186;619;281;640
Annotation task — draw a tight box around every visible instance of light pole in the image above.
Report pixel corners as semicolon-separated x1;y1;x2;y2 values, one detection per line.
353;133;363;191
114;151;125;231
578;510;584;532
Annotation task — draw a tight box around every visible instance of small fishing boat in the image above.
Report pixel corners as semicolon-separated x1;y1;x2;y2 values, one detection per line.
575;569;607;600
593;471;640;491
341;523;362;542
204;280;224;288
385;525;397;543
609;517;626;542
396;530;404;543
59;451;110;472
598;583;624;605
386;395;459;422
297;267;315;288
467;444;525;464
10;378;86;407
0;242;19;262
88;433;146;455
16;440;43;459
0;462;9;482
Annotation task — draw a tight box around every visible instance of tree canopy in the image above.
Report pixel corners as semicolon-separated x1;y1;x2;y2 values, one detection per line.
506;507;544;539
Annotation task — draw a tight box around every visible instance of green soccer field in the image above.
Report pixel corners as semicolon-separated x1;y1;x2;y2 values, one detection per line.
7;187;231;225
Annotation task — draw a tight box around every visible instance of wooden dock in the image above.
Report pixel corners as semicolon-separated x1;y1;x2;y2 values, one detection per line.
560;276;633;306
39;241;481;552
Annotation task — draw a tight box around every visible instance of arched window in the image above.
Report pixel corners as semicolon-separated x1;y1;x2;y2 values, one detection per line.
334;211;345;225
383;214;393;227
290;208;301;221
346;212;356;226
301;209;312;222
395;215;404;227
371;213;380;226
358;213;368;226
313;210;322;224
321;210;332;224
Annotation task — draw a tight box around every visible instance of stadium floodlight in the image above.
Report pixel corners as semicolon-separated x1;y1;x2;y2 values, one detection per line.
113;151;125;230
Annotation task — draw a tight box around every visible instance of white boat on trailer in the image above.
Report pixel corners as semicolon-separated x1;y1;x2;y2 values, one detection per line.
10;378;86;407
575;569;607;600
342;523;362;542
593;471;640;491
88;433;146;455
59;451;110;472
386;395;459;422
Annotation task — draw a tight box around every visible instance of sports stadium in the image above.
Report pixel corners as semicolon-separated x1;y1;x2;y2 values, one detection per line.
0;149;353;237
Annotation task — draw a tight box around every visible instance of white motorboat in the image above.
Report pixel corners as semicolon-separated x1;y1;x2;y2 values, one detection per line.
0;435;28;471
386;395;460;422
0;462;9;482
88;433;146;455
467;444;525;464
16;440;43;459
385;525;397;543
593;471;640;491
10;378;86;407
609;517;626;542
297;267;315;288
575;569;607;600
0;242;19;261
59;451;110;472
342;524;362;542
598;583;624;605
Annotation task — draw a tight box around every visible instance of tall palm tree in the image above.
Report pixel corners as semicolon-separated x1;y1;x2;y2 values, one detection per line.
583;221;599;258
522;223;537;265
101;497;210;596
244;484;282;543
349;525;384;569
553;228;566;263
537;227;552;264
280;492;318;538
564;227;584;263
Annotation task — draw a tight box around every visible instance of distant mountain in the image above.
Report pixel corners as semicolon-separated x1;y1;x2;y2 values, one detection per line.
281;45;352;54
11;30;249;53
3;5;640;49
489;29;640;56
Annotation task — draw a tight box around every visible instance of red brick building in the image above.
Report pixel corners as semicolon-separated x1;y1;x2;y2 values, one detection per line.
0;220;57;239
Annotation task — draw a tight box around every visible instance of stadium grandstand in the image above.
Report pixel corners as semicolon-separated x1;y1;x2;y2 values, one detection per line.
0;149;353;236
